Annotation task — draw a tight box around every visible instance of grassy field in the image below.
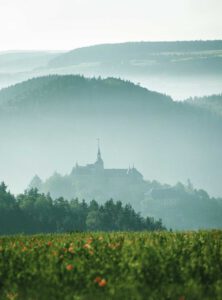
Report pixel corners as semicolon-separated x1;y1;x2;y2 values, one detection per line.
0;231;221;300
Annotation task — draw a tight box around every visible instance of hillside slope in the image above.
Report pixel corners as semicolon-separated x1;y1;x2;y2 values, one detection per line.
0;51;60;73
0;75;172;112
0;51;61;90
0;75;221;200
1;42;222;99
48;41;222;76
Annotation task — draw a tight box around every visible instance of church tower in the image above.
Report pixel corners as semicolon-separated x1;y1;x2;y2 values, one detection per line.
95;139;104;169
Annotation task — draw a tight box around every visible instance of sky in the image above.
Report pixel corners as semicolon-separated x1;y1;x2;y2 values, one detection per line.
0;0;222;51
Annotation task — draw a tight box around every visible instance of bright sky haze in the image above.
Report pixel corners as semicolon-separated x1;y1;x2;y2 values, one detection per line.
0;0;222;51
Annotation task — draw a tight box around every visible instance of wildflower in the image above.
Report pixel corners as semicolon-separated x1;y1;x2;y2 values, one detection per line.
68;246;74;253
47;241;52;246
87;237;93;244
66;264;74;271
99;279;107;287
94;276;102;283
84;243;91;249
94;277;107;287
6;292;18;300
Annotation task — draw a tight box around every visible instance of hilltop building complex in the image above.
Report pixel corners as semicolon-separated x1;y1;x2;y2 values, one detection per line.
29;145;147;203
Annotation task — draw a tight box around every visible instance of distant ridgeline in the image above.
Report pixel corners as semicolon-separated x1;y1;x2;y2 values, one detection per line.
29;146;222;230
29;145;147;205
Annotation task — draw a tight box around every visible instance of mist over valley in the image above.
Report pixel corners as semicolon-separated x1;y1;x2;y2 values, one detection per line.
1;41;222;99
0;41;222;230
0;72;222;229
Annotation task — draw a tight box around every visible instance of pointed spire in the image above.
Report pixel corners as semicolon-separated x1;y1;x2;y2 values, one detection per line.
95;138;104;169
97;138;101;160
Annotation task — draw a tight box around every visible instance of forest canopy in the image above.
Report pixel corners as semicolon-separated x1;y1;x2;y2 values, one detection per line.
0;182;165;235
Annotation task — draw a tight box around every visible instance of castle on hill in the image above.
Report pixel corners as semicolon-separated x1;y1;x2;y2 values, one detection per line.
72;145;143;182
29;145;148;203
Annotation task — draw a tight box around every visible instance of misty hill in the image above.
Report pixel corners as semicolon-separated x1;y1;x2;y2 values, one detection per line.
1;41;222;99
0;75;172;114
0;51;61;90
46;40;222;99
186;94;222;117
0;75;222;202
142;181;222;230
48;41;222;76
0;51;60;73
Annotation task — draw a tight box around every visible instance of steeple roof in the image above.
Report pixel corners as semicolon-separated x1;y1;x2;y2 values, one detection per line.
97;138;102;160
95;138;104;168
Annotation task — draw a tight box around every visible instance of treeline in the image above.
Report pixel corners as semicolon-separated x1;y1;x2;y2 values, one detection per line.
186;94;222;118
143;180;222;230
0;182;165;235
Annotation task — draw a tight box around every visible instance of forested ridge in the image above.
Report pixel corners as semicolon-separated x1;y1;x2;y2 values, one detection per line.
0;75;172;114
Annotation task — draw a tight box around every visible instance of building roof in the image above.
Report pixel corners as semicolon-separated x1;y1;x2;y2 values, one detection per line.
104;169;128;176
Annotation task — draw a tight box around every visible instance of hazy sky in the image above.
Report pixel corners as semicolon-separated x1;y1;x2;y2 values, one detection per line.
0;0;222;51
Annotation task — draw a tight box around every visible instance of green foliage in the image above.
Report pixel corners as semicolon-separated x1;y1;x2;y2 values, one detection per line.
0;231;221;299
0;183;164;235
143;180;222;230
31;166;222;230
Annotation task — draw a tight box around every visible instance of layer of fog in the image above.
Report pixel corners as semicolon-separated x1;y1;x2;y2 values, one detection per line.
1;72;222;101
1;49;222;100
0;112;221;198
123;75;222;100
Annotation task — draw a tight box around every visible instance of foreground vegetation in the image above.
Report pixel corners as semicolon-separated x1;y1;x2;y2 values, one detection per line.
0;231;221;300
